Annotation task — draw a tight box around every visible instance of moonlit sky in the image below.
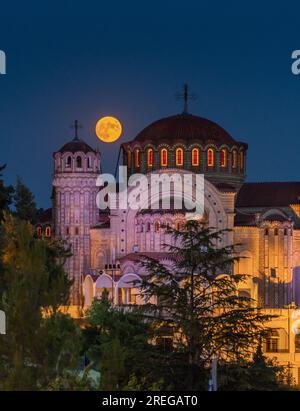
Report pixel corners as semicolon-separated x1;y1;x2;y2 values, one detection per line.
1;1;300;208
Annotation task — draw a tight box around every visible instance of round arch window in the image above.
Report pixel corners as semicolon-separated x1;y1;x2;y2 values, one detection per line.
192;148;199;166
160;149;168;167
147;148;153;167
207;148;214;167
176;148;184;166
76;156;82;168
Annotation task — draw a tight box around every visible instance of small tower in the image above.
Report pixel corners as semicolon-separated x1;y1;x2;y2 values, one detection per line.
52;122;100;303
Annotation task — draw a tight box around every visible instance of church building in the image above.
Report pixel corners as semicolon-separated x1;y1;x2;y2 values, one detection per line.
37;107;300;385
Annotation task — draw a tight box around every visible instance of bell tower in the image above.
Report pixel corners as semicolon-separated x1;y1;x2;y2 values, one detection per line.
52;122;101;303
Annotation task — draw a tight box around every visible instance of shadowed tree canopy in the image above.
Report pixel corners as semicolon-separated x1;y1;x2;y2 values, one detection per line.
84;293;161;391
217;343;290;391
13;176;41;224
138;220;273;390
0;214;75;390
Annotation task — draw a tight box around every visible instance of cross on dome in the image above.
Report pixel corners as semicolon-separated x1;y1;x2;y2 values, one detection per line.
71;120;83;141
176;83;197;114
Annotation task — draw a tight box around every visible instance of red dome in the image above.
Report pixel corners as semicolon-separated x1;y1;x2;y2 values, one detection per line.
134;114;238;146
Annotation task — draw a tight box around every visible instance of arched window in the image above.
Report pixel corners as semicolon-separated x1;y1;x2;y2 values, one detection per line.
127;150;131;168
161;148;168;167
192;148;199;166
45;226;51;237
265;228;269;236
146;222;151;232
232;150;237;169
238;290;251;299
66;156;72;168
155;221;160;232
220;149;227;167
176;148;184;166
87;156;92;168
207;148;214;167
76;156;82;168
134;148;140;168
37;226;42;237
240;151;244;171
147;148;153;167
238;290;251;306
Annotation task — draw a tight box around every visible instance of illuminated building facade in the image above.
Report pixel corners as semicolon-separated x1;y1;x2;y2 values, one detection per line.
38;112;300;384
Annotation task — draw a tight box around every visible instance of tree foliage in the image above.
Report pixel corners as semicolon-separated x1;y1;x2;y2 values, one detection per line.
0;164;13;221
13;176;40;223
84;294;160;390
218;343;291;391
0;210;295;391
138;220;273;389
0;214;77;390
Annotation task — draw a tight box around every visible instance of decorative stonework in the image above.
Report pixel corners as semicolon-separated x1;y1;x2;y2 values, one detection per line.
53;144;100;303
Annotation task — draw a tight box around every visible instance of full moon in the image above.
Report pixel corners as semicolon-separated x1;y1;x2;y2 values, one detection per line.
95;116;122;143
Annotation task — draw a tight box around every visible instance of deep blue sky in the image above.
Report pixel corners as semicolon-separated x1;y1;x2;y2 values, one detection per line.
1;1;300;208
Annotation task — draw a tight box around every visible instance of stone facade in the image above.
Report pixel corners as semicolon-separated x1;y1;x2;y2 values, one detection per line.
52;138;100;302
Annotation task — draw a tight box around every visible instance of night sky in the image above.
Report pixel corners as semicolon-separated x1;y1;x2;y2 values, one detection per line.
1;1;300;208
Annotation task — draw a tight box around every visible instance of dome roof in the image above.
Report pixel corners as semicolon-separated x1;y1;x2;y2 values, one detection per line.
57;138;96;154
262;214;288;222
133;114;239;146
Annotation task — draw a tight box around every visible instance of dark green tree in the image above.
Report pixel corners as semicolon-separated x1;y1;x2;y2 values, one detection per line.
218;343;292;390
85;293;159;390
0;214;77;390
42;236;73;312
45;371;96;391
37;313;83;387
139;220;273;390
13;176;40;223
0;164;14;221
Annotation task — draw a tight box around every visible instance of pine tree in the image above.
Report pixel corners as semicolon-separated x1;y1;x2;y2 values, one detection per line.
13;176;39;223
218;343;286;390
85;294;158;390
249;343;283;390
139;220;273;390
0;164;13;221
